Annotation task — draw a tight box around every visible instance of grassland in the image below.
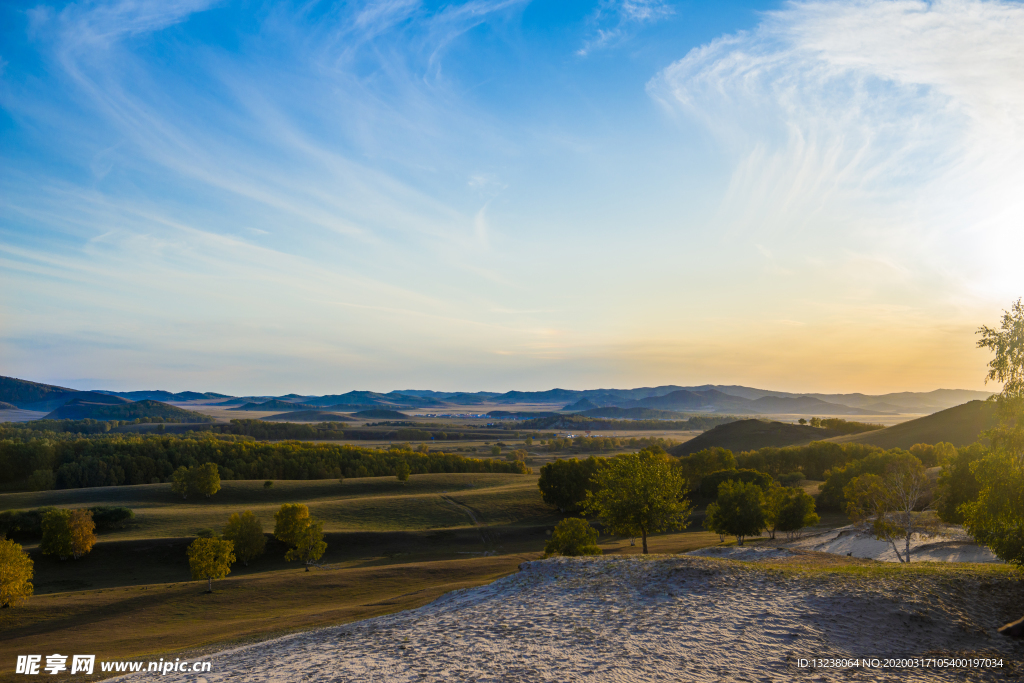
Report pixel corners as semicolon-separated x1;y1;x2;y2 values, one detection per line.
0;471;732;682
828;399;998;449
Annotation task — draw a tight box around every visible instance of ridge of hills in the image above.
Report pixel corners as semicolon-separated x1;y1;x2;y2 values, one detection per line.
98;390;230;401
0;374;993;417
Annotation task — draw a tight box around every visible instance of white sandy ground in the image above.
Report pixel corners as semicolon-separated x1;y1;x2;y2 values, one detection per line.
114;555;1023;683
782;525;1002;563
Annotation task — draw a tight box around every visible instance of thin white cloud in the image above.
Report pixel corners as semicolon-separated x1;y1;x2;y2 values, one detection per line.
648;0;1024;303
578;0;674;56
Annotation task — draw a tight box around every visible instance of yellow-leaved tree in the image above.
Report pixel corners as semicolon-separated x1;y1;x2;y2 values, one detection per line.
274;504;327;570
0;538;34;607
41;509;96;560
187;538;235;592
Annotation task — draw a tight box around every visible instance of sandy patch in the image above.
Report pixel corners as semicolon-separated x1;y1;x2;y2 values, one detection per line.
686;545;794;560
114;556;1022;682
786;525;1002;563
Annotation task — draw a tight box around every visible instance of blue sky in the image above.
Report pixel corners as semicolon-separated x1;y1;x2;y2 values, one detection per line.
2;0;1023;395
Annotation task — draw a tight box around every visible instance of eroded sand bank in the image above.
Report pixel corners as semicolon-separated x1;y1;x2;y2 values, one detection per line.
117;555;1023;682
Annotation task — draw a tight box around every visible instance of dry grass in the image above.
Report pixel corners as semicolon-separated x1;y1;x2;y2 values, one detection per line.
0;554;536;682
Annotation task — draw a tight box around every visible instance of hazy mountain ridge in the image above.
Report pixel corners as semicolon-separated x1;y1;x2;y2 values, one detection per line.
0;375;994;417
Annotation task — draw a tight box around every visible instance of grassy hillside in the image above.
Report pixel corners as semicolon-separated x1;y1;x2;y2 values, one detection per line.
44;399;211;422
669;419;840;456
827;400;998;449
0;375;76;408
0;474;547;540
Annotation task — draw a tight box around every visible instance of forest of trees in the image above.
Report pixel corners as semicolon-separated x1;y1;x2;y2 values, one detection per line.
0;432;529;491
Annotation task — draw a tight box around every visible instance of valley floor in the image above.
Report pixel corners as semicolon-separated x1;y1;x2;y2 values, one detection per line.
113;554;1023;682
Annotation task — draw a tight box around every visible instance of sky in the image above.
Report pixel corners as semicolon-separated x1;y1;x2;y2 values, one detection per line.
1;0;1022;396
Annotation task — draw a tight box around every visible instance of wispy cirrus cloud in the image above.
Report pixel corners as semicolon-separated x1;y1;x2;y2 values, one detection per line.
648;0;1024;304
577;0;674;56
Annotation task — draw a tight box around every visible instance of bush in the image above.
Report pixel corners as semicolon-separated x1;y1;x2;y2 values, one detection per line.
543;518;602;557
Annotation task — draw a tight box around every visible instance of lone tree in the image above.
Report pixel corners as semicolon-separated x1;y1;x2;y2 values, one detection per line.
0;538;33;608
285;519;327;571
41;509;96;560
395;461;411;482
584;449;692;554
222;511;266;566
963;299;1024;568
171;463;222;500
844;453;929;563
704;480;766;545
187;538;235;592
274;504;327;570
543;518;602;557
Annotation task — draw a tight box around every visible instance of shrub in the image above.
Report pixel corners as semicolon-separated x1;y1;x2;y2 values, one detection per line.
544;518;602;557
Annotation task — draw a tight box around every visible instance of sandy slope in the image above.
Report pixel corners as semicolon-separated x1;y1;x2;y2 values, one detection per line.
116;555;1022;682
785;525;1001;563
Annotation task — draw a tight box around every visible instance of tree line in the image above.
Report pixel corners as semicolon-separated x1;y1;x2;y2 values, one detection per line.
520;415;739;432
543;435;678;454
0;434;529;491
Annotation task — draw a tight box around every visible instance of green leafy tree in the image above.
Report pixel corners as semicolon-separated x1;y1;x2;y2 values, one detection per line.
395;461;411;482
490;445;501;457
0;538;33;607
171;467;191;499
274;504;311;546
191;462;222;498
844;454;929;563
584;450;692;554
285;519;327;570
674;448;736;492
935;444;987;524
543;518;602;557
770;487;819;539
171;463;222;500
962;299;1024;568
697;468;772;499
538;457;606;513
703;480;766;545
187;538;235;592
222;511;266;566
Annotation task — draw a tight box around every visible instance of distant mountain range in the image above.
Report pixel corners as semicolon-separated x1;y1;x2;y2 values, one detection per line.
0;375;994;418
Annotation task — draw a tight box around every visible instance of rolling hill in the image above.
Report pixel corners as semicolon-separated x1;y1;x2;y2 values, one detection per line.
669;419;842;456
44;399;211;422
826;400;999;449
0;376;79;409
562;398;599;411
0;401;17;410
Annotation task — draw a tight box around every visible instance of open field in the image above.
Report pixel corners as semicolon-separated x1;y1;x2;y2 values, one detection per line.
1;475;548;541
